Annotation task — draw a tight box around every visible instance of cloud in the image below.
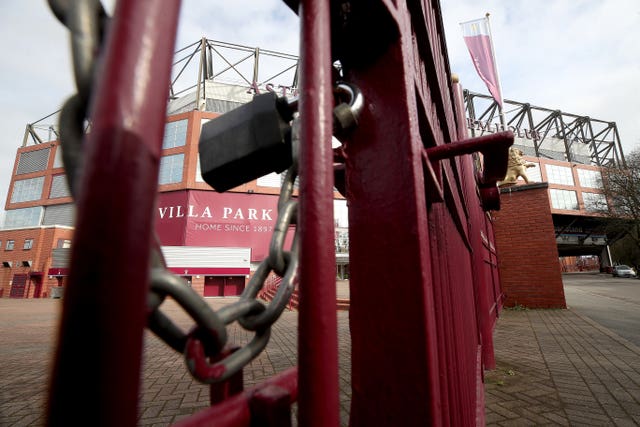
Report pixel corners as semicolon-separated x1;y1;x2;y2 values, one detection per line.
441;0;640;153
1;1;639;225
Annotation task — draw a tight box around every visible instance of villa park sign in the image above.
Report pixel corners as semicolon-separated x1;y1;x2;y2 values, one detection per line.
467;118;541;140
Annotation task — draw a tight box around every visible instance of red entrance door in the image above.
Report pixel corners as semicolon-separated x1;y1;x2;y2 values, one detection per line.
10;274;28;298
204;277;224;297
203;276;245;297
32;277;43;298
223;276;245;296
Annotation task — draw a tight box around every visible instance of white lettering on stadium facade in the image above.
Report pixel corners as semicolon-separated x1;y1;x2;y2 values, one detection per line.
193;223;273;233
159;205;273;221
466;118;540;140
246;81;299;98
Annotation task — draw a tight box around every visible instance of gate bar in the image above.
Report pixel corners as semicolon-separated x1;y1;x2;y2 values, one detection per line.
47;2;181;426
297;1;340;426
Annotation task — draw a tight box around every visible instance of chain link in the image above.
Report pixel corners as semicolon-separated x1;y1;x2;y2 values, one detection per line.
51;0;302;385
145;117;301;384
180;122;301;383
51;0;362;386
48;0;109;196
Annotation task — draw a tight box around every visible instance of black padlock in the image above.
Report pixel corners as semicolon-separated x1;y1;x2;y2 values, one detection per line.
199;92;295;192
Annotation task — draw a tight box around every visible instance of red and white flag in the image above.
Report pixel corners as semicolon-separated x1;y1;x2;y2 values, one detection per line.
460;17;503;108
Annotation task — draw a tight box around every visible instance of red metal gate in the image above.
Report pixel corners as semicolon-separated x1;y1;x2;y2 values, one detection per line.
46;1;509;426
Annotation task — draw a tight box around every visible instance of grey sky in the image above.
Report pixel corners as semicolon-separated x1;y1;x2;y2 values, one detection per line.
1;1;638;224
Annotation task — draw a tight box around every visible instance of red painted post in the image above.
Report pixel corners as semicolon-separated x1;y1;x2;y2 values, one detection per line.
46;2;181;426
343;3;443;425
452;79;496;370
297;1;340;426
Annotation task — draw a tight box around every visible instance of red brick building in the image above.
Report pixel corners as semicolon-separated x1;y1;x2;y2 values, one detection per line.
1;93;345;299
491;154;618;308
466;91;627;283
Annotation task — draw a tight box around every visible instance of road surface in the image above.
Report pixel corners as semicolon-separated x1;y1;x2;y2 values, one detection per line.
563;272;640;346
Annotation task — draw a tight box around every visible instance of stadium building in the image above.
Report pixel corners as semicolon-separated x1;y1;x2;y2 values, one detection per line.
465;91;627;270
0;39;630;298
0;39;347;299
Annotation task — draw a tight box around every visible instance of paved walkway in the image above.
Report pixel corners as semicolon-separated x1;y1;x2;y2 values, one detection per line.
1;293;639;426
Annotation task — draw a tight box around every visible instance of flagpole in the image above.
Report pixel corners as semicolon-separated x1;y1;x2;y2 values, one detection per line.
484;13;507;129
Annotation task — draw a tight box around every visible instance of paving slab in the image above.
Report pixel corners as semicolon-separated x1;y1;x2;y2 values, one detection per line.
1;295;639;426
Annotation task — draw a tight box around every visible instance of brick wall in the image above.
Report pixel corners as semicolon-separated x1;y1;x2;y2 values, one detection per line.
0;226;73;298
493;183;566;308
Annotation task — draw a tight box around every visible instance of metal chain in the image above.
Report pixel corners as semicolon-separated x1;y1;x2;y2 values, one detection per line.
148;120;301;384
48;0;109;196
50;0;362;386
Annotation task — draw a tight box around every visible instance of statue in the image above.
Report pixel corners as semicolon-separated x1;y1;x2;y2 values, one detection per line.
499;147;536;186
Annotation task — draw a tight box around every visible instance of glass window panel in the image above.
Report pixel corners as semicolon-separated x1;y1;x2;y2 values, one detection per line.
158;154;185;185
583;192;607;212
10;177;45;203
24;239;34;250
525;162;542;182
162;119;188;149
50;174;71;199
43;204;76;227
195;157;205;183
195;118;212;183
6;240;15;250
545;164;574;186
550;189;578;210
53;146;64;168
16;148;50;174
3;207;43;228
577;169;602;189
57;239;72;249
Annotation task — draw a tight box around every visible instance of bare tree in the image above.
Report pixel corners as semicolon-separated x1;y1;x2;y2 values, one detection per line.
600;149;640;269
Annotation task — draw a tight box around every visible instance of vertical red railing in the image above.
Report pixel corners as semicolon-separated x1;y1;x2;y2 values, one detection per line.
47;2;181;426
452;79;496;370
341;0;504;425
344;1;442;425
43;1;507;425
297;1;340;426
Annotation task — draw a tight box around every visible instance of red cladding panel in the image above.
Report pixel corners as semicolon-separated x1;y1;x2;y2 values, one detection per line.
155;191;189;245
155;190;292;262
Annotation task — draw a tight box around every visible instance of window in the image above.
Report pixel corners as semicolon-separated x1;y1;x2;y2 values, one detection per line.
545;164;574;186
583;192;607;212
158;154;185;185
53;146;64;168
550;189;578;210
50;174;71;199
3;207;43;228
23;239;34;250
43;204;76;227
162;119;188;149
525;162;542;182
195;157;205;183
577;169;602;189
57;239;72;249
6;240;15;251
10;177;45;203
16;148;51;174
